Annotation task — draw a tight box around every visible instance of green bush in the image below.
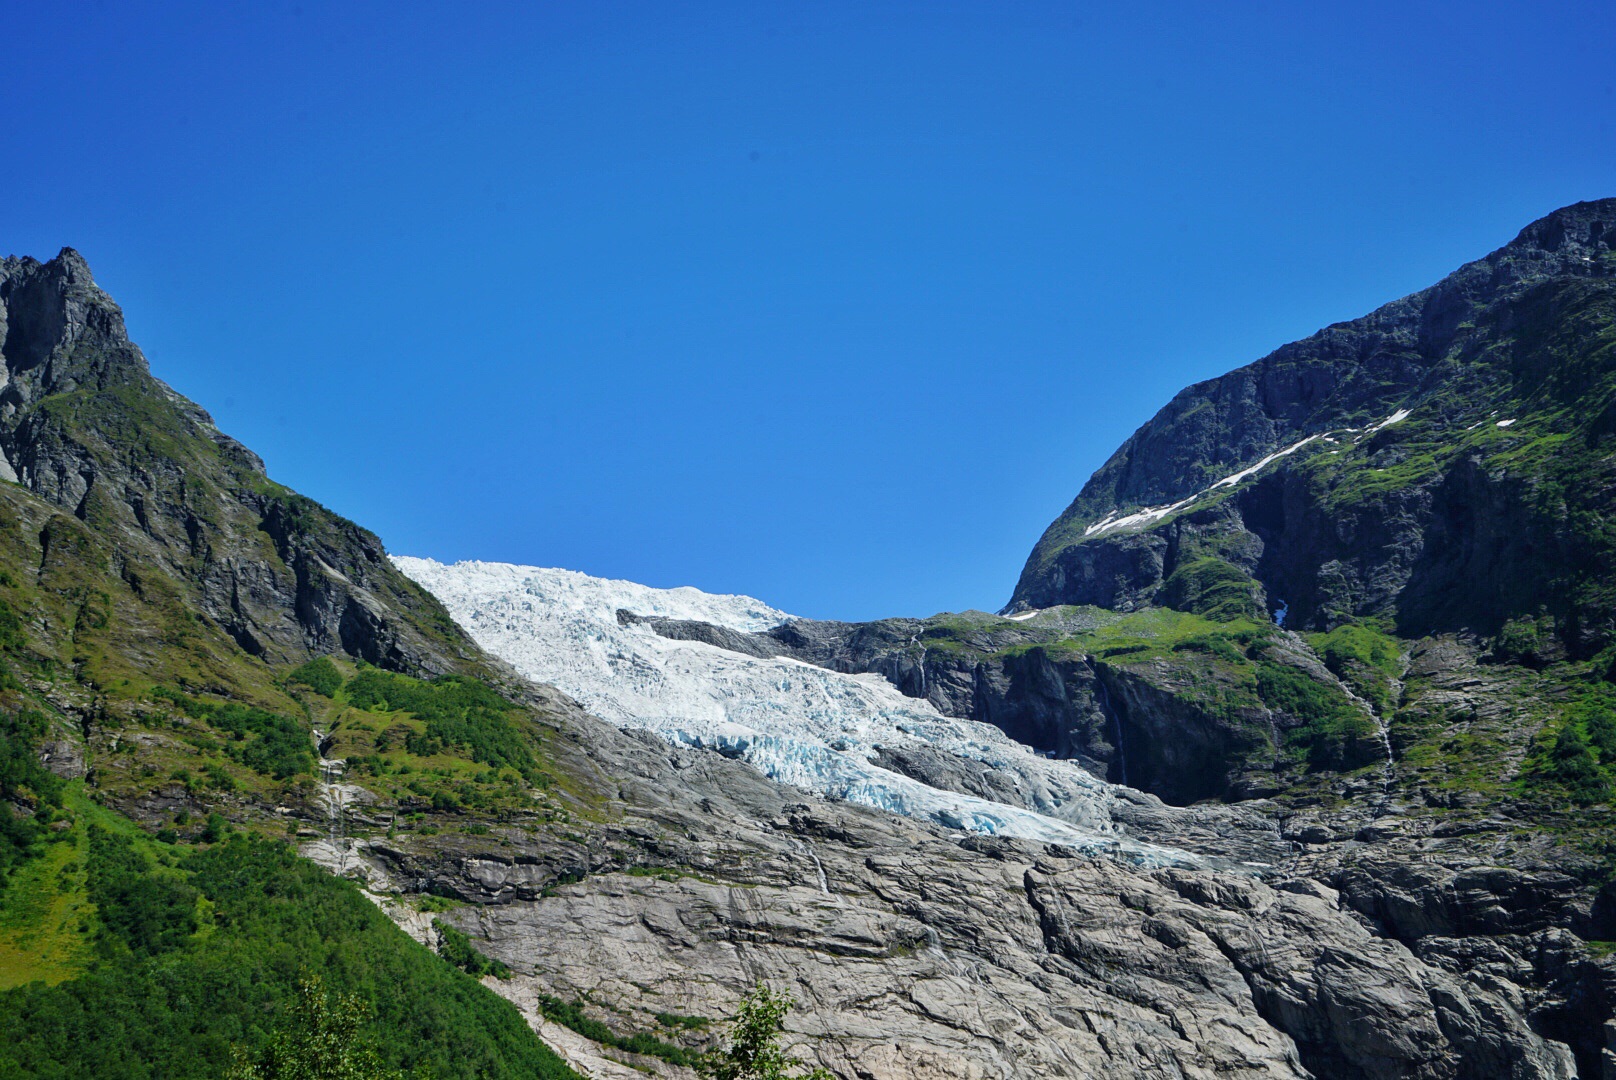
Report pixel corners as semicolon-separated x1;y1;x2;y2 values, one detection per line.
1538;724;1608;804
1494;615;1550;666
287;656;343;698
345;671;540;782
433;920;511;980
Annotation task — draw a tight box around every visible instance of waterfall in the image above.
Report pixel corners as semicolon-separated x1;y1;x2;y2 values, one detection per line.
1094;676;1128;788
788;838;832;895
313;729;348;850
908;633;927;697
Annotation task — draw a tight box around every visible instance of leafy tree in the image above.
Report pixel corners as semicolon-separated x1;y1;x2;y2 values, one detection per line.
1541;724;1608;804
433;920;511;980
227;973;406;1080
699;984;831;1080
288;656;344;697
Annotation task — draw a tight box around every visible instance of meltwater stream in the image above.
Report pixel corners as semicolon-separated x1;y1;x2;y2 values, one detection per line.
394;557;1204;868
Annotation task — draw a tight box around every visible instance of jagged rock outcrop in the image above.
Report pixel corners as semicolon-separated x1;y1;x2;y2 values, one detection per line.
0;250;472;673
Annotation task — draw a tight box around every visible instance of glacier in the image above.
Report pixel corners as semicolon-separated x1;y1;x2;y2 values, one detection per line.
394;557;1203;867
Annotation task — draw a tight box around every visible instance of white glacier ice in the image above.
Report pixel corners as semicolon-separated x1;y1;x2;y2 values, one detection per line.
393;557;1202;866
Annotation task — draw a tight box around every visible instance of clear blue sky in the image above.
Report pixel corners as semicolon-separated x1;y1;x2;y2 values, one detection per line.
5;2;1613;619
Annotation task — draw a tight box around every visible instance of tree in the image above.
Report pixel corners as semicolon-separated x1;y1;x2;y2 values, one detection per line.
698;983;832;1080
1542;724;1607;804
228;973;407;1080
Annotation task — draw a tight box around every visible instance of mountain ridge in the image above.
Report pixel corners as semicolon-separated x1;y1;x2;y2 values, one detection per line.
1009;199;1616;657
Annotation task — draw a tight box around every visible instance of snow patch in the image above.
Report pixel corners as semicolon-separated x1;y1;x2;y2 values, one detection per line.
1004;610;1040;622
1082;407;1415;539
1496;418;1516;428
1367;408;1412;433
1209;433;1323;490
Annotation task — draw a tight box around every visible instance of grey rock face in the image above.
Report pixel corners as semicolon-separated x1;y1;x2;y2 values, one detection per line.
316;694;1578;1080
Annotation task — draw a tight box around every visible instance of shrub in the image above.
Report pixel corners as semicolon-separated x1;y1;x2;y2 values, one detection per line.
287;656;343;698
433;920;511;980
1538;725;1609;804
699;983;831;1080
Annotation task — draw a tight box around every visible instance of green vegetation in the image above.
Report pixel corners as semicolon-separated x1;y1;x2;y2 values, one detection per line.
1011;606;1272;665
151;687;313;780
1157;556;1261;621
0;826;581;1079
287;656;343;697
433;919;512;979
1539;725;1606;803
345;669;541;783
699;983;832;1080
0;707;66;880
227;972;404;1080
1307;623;1403;714
1255;660;1378;769
537;994;703;1068
1493;614;1553;668
1526;694;1616;805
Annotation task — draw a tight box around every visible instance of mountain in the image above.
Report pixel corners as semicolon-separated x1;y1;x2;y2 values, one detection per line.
525;203;1616;1075
1010;199;1616;654
1;213;1612;1080
0;249;475;676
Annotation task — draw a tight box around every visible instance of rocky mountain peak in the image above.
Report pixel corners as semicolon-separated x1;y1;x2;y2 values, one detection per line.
1504;197;1616;264
1011;198;1616;635
0;247;477;673
0;245;145;406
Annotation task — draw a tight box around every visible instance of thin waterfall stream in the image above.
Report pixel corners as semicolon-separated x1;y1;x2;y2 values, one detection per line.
1094;675;1128;788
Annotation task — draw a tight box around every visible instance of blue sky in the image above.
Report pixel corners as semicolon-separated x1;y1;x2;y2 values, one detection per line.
5;2;1614;619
